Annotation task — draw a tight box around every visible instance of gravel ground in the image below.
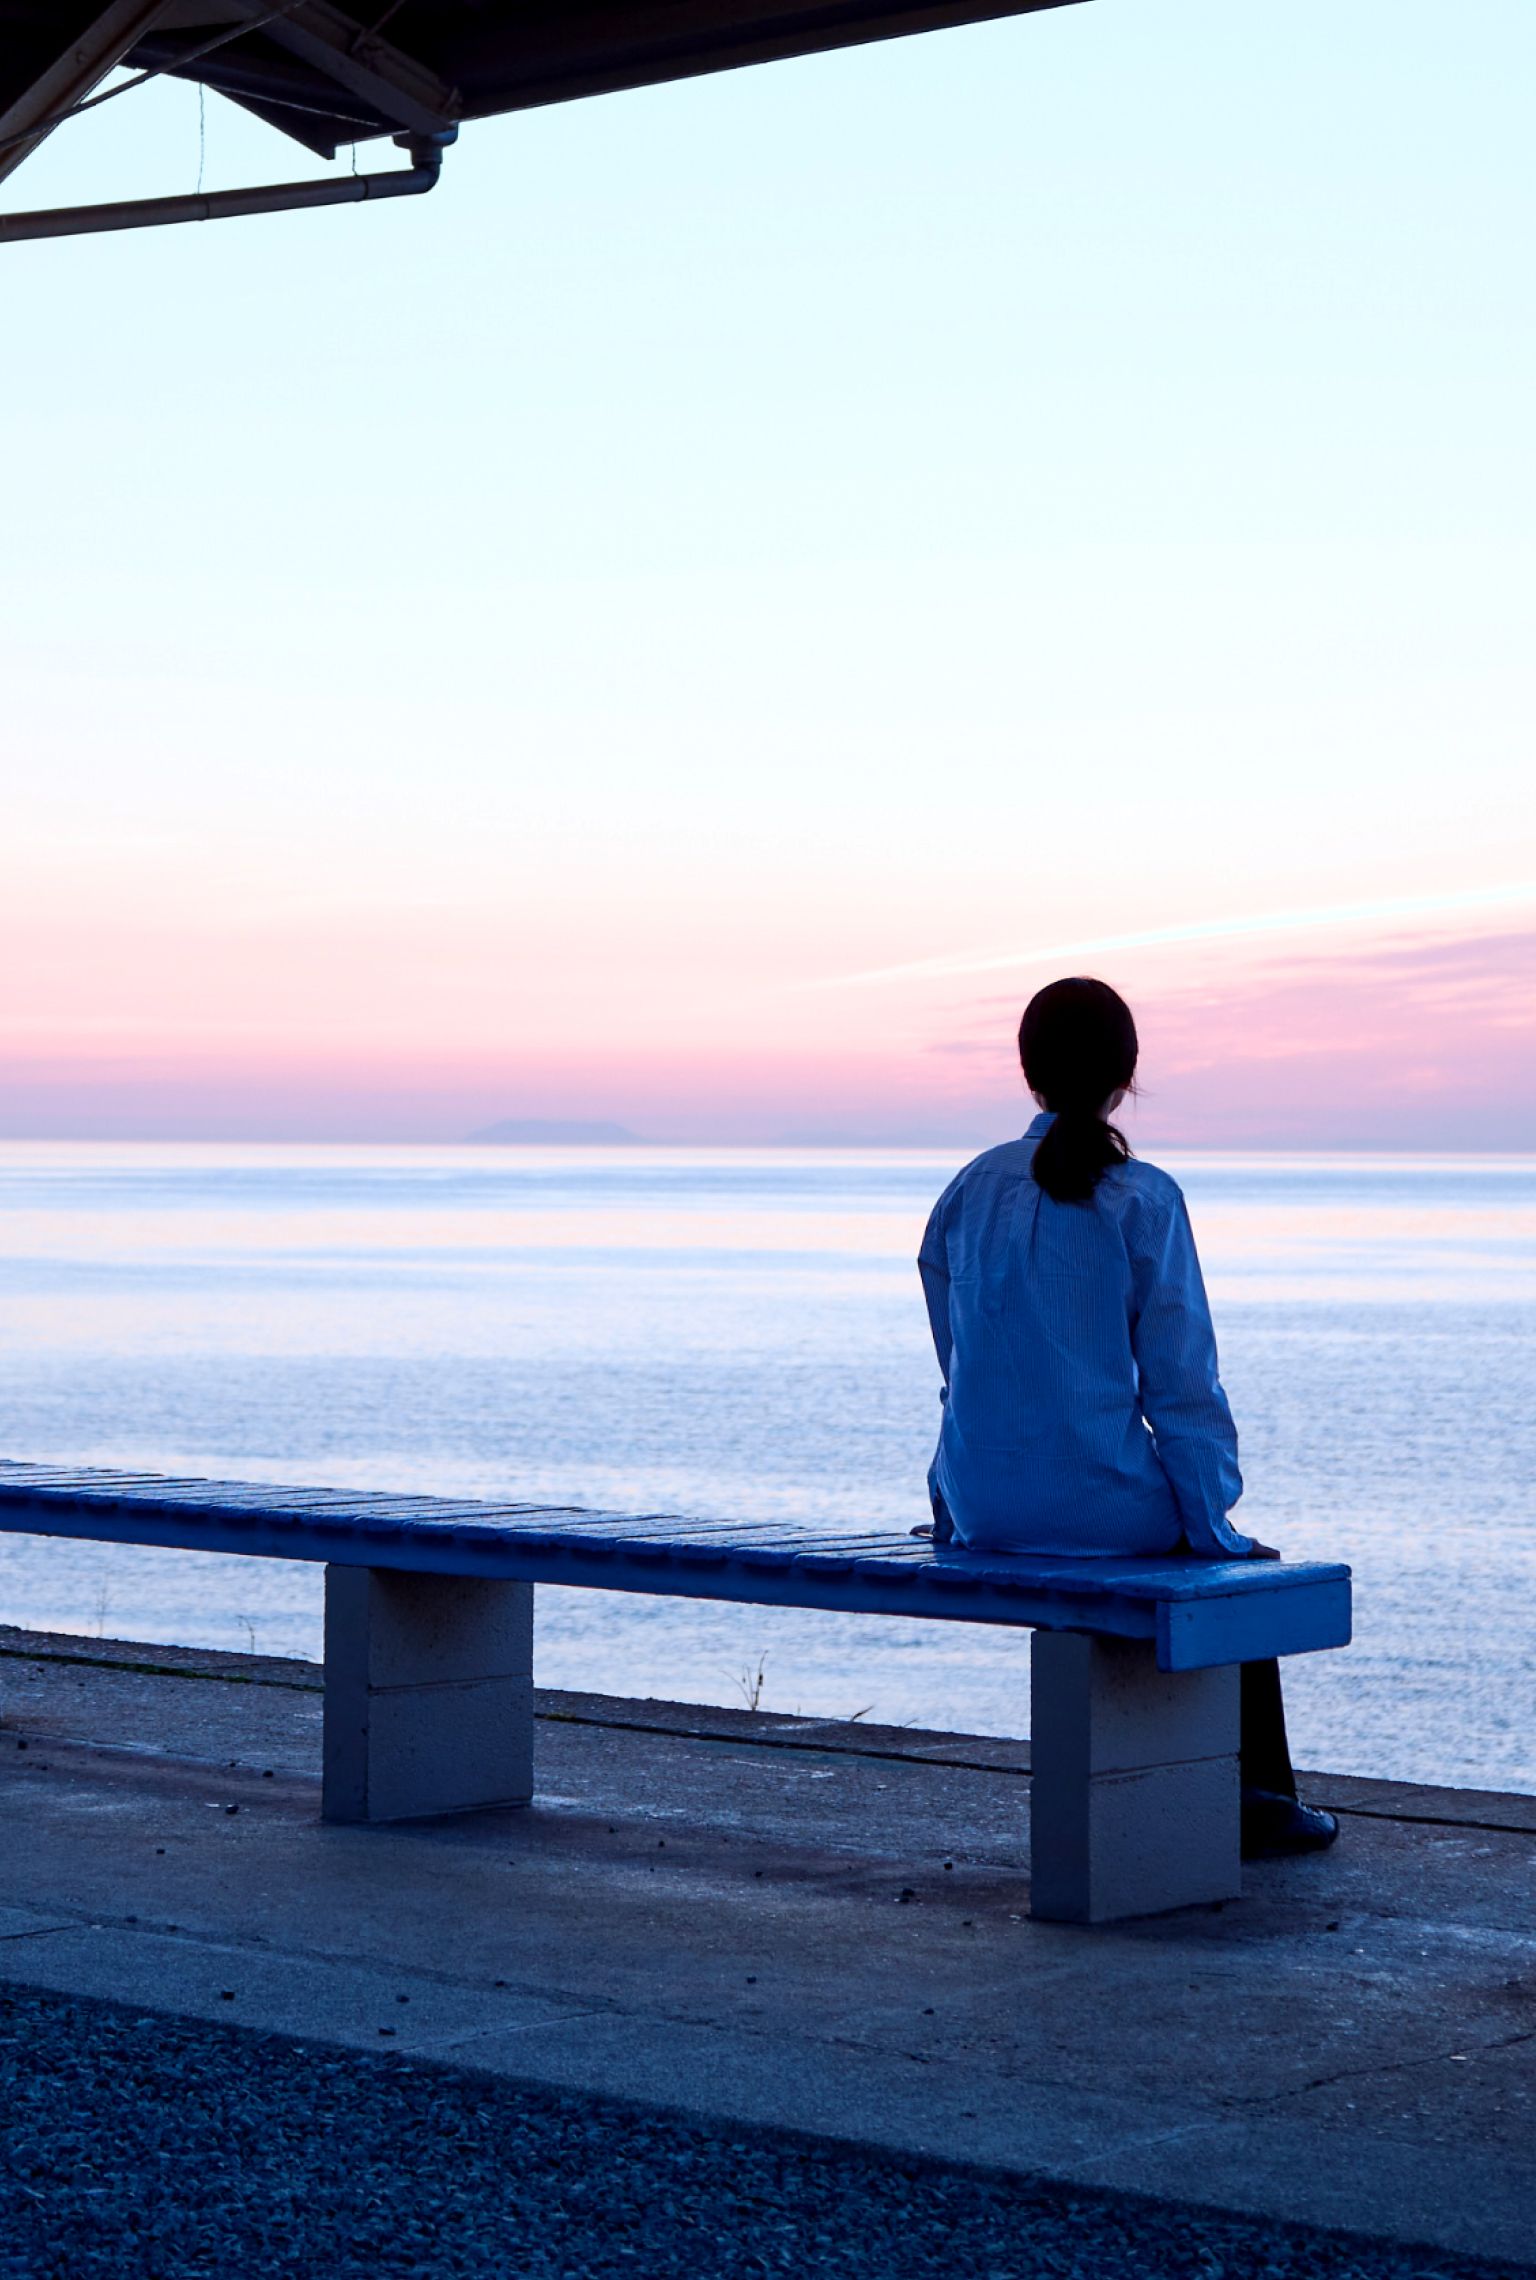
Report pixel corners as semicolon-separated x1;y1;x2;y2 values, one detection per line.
1;1984;1528;2280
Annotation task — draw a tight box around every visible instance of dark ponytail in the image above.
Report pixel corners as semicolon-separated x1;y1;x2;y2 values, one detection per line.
1018;977;1138;1204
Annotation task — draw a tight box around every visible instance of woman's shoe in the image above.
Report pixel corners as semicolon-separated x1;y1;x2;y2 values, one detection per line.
1241;1790;1340;1859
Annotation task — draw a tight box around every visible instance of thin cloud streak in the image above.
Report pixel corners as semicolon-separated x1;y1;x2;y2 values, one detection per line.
814;881;1536;992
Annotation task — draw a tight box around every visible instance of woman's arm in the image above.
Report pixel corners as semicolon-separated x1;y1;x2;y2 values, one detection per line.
918;1197;954;1384
1129;1189;1253;1558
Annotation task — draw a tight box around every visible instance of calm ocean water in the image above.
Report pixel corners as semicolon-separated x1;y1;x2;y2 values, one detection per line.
0;1140;1532;1793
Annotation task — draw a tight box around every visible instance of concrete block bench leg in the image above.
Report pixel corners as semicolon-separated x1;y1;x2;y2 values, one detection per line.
322;1567;535;1823
1029;1633;1241;1923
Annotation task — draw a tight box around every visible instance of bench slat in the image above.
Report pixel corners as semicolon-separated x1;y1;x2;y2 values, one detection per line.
0;1462;1350;1671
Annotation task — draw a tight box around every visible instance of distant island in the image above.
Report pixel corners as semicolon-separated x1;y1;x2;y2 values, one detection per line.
467;1118;645;1145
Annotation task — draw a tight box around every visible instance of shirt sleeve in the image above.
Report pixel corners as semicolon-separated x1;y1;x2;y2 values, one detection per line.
1128;1188;1251;1558
917;1190;954;1385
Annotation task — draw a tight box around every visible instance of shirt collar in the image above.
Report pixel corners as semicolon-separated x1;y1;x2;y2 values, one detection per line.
1024;1110;1054;1138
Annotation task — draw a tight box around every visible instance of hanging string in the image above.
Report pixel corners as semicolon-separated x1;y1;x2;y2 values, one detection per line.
196;83;206;195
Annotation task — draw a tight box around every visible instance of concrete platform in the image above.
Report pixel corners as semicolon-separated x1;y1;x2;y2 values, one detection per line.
2;1623;1533;2268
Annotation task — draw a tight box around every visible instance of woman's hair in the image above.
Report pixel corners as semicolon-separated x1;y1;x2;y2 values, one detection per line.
1018;977;1138;1203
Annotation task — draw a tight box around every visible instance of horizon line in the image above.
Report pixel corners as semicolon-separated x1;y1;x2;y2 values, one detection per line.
1;1128;1533;1159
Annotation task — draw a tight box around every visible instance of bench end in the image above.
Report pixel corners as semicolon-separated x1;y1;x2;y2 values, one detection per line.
1155;1574;1352;1671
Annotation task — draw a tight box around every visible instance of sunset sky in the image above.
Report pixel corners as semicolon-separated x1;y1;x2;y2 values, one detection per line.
4;0;1533;1146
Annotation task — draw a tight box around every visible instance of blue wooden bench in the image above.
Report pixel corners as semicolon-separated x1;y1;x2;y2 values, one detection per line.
0;1461;1350;1923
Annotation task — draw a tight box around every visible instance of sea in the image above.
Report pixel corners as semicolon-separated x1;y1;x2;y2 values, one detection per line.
1;1140;1532;1795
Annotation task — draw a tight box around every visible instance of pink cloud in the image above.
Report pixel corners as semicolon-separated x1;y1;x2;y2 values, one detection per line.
1113;928;1536;1148
1;924;1531;1149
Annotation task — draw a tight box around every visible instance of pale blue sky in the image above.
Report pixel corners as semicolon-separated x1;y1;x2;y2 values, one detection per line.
3;0;1533;1140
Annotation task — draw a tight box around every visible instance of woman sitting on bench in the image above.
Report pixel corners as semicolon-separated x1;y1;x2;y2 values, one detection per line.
918;976;1336;1860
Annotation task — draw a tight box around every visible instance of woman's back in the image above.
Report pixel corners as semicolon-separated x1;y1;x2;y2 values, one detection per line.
919;1113;1251;1559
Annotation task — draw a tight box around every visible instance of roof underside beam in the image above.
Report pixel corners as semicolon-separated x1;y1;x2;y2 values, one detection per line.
222;0;459;138
0;0;171;187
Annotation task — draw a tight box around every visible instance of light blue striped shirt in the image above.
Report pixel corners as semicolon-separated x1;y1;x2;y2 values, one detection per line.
919;1115;1251;1559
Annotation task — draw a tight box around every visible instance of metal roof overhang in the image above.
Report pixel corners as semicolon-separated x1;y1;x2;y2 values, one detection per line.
1;0;1084;181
